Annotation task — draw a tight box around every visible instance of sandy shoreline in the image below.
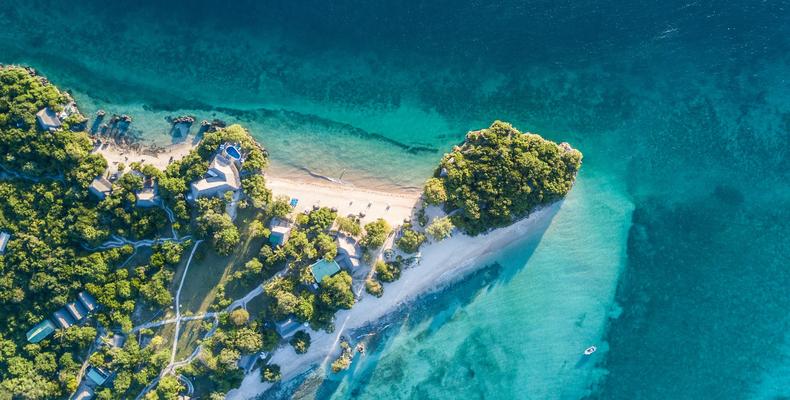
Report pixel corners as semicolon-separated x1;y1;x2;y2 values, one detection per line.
265;176;420;227
226;202;561;400
92;138;196;172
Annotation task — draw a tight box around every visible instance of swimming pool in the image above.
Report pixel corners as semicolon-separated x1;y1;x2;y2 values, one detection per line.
225;145;241;160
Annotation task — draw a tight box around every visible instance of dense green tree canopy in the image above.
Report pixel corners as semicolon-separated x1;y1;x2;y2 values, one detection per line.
318;271;355;310
360;219;391;249
0;67;194;398
396;226;426;254
262;364;281;382
374;260;400;283
335;216;362;236
429;121;582;235
422;178;448;205
241;175;272;209
365;278;383;297
289;330;311;354
196;199;240;255
0;67;104;185
426;216;454;241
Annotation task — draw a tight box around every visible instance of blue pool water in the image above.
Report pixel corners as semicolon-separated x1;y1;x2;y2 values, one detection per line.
1;0;788;398
226;146;241;160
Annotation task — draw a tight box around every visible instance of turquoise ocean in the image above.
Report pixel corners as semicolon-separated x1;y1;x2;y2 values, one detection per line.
1;0;788;398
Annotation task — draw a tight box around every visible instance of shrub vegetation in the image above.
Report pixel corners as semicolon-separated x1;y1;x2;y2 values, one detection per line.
290;330;311;354
360;219;391;249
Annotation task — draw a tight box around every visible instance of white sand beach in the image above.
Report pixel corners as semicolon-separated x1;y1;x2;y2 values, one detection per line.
226;202;561;400
92;138;196;172
265;176;421;228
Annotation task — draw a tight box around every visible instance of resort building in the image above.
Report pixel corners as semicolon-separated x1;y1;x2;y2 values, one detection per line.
78;291;99;312
26;319;56;343
310;259;341;285
66;301;88;321
269;218;293;246
274;317;307;339
85;366;111;386
237;354;257;373
335;236;361;269
88;176;113;199
0;231;10;254
190;152;241;199
26;291;99;343
108;333;126;349
53;309;75;329
135;178;160;207
335;248;361;270
36;107;62;131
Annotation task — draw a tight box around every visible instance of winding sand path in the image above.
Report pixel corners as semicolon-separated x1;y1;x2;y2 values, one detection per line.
164;239;204;373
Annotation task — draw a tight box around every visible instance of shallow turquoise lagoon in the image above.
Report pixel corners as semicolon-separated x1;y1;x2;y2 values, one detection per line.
1;0;788;398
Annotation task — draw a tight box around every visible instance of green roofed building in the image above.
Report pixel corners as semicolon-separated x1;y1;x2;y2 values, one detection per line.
26;319;56;343
310;259;341;284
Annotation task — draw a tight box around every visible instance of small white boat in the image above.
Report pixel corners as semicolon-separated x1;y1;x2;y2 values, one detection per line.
584;346;597;356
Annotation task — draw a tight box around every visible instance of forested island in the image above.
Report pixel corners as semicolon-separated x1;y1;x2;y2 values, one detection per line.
0;66;580;399
423;121;582;235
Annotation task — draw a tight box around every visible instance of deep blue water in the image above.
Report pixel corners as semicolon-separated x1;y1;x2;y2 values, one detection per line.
1;0;788;398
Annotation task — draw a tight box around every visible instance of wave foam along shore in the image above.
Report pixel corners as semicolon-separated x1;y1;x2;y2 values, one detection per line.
226;202;562;400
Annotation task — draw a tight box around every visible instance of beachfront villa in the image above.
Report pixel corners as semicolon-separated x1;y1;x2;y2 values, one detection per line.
107;333;126;349
26;319;56;343
274;317;308;339
36;107;62;131
135;177;160;207
88;176;113;199
310;259;341;285
190;150;241;199
336;235;361;269
269;218;293;246
237;354;258;373
0;231;10;254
